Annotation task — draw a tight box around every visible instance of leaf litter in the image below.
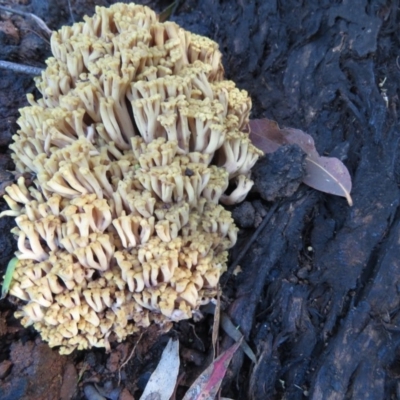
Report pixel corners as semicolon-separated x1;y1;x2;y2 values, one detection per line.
139;338;180;400
182;338;243;400
249;119;353;205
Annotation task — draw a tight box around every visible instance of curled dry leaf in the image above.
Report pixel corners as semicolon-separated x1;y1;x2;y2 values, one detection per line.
249;119;353;205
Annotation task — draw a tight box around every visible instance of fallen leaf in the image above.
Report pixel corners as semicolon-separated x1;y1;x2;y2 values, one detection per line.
1;257;18;299
158;0;178;22
304;153;353;205
211;287;221;359
201;303;256;363
249;119;353;205
182;339;242;400
139;338;180;400
220;313;257;364
248;119;288;153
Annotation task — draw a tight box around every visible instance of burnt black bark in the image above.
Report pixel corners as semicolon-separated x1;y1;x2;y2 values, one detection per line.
167;0;400;399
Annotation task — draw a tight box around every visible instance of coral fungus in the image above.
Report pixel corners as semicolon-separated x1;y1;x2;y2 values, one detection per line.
1;2;262;354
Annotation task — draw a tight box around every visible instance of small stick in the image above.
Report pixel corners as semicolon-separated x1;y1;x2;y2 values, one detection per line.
117;332;143;386
66;0;75;23
0;60;43;75
222;201;280;287
0;5;52;36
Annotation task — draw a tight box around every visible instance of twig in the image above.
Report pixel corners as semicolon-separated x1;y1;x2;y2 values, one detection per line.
0;5;52;36
0;60;43;75
0;5;29;18
66;0;75;23
24;27;50;45
117;332;143;386
222;201;280;287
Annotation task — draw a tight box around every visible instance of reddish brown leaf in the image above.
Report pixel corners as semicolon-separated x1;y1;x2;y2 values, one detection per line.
249;119;353;205
182;339;243;400
248;119;286;153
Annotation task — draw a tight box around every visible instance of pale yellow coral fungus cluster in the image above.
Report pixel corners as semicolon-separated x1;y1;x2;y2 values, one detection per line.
1;3;262;354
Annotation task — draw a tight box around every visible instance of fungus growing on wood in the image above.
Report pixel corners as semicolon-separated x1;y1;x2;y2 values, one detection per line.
1;2;262;354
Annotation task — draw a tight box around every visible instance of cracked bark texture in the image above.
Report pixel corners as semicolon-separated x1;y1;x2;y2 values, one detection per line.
168;1;400;399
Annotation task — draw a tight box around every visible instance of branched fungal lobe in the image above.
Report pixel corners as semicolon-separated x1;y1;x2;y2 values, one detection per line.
1;3;262;354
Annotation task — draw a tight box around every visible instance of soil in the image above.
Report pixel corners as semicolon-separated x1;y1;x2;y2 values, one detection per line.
1;1;400;399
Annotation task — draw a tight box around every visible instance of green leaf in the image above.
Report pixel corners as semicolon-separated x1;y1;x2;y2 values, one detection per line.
1;257;18;299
